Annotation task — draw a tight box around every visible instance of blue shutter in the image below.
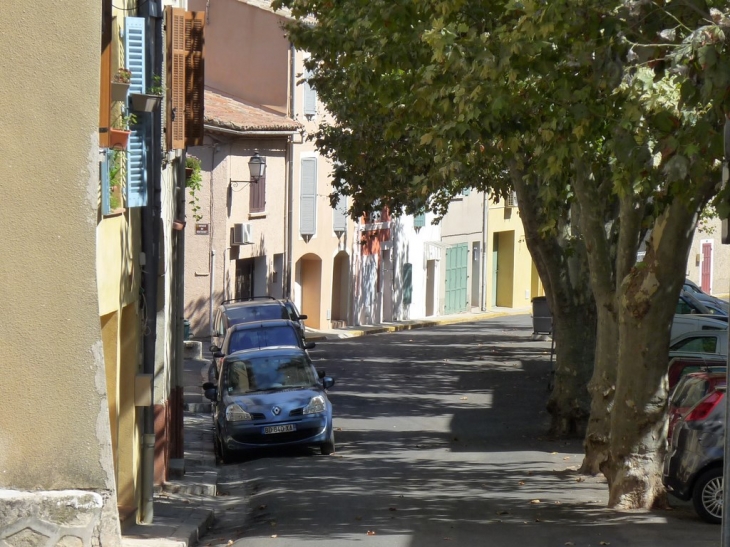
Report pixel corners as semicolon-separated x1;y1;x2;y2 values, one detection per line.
333;195;347;233
125;17;146;94
300;157;317;235
414;213;426;228
303;70;317;116
101;150;111;215
125;17;148;208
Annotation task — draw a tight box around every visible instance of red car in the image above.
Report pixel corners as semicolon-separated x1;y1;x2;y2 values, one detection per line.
668;371;726;440
667;356;725;391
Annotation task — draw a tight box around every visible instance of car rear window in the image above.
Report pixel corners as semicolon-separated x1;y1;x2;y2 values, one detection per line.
229;325;300;353
226;305;289;324
224;354;317;394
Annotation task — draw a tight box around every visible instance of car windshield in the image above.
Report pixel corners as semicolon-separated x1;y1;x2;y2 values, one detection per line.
223;355;317;394
229;326;300;353
226;305;288;324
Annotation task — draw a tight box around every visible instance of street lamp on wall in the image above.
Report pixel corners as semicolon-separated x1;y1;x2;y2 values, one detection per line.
230;151;266;191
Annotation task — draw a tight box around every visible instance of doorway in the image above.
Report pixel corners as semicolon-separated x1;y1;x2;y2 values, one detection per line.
235;258;254;300
382;249;394;322
471;241;481;308
426;259;437;316
331;251;350;325
298;254;322;328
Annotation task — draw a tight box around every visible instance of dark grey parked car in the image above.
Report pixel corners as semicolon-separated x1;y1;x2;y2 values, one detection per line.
664;385;726;523
211;319;315;378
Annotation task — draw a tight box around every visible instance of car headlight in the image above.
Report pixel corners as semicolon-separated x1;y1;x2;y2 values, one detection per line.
303;395;326;415
226;403;252;422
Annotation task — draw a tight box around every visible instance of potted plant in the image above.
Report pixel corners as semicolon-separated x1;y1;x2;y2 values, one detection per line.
130;74;163;112
186;155;203;222
111;68;133;102
109;112;137;150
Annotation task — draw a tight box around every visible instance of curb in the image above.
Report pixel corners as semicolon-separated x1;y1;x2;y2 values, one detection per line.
306;311;526;342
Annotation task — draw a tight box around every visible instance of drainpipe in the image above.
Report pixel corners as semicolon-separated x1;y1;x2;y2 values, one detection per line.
480;192;488;311
210;249;216;336
286;42;296;297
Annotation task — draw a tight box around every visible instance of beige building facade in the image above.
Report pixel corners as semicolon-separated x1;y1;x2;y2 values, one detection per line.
0;1;122;545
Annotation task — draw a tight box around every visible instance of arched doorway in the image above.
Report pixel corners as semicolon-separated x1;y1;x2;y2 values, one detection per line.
296;254;322;329
331;251;350;326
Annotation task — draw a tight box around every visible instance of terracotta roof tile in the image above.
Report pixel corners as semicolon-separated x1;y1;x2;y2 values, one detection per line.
204;90;301;133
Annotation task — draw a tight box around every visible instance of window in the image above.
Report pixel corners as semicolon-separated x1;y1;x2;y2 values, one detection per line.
250;175;266;213
300;157;317;235
333;195;347;233
676;298;694;315
671;336;718;353
303;69;317;117
413;213;426;228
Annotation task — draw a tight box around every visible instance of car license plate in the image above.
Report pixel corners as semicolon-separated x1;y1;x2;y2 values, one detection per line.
263;424;296;435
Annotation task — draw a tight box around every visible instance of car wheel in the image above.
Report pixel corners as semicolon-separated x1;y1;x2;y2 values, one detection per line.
320;430;335;455
692;467;723;524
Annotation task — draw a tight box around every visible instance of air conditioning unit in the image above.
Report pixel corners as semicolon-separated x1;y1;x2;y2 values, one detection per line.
506;191;518;208
232;223;253;245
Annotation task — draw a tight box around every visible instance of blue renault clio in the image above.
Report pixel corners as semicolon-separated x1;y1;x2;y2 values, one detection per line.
204;346;335;462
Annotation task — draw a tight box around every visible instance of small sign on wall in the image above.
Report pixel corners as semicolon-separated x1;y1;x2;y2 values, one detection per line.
195;223;209;235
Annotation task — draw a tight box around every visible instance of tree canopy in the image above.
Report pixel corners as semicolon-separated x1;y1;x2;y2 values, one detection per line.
274;0;730;508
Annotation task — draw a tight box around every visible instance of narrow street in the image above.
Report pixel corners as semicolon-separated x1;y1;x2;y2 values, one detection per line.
200;316;718;547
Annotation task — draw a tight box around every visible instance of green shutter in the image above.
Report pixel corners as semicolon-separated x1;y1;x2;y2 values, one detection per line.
101;150;111;215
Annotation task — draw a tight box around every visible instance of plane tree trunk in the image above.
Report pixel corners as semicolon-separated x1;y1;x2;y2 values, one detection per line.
601;199;703;508
511;167;595;437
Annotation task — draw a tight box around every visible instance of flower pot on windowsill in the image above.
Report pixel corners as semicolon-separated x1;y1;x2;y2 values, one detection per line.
185;167;193;180
172;220;186;231
111;81;131;102
108;129;131;150
130;93;162;112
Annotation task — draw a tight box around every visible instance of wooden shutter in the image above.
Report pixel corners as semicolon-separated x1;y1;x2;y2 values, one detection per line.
303;69;316;116
185;11;205;146
250;176;266;213
300;157;317;235
125;17;148;207
413;213;425;228
166;7;186;150
99;0;112;148
333;195;347;232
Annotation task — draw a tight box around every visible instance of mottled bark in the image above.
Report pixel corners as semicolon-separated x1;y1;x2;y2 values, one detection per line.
546;306;596;437
510;165;596;437
602;201;702;509
581;305;617;474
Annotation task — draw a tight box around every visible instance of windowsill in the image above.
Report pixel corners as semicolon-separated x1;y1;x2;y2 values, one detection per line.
249;212;266;219
102;208;126;218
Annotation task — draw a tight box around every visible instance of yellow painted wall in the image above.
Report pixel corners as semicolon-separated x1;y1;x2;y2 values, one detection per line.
0;2;118;527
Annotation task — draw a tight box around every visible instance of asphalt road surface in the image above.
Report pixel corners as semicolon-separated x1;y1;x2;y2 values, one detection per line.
200;315;719;547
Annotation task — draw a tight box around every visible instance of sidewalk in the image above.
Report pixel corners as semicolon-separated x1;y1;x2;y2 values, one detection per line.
304;306;531;342
121;307;531;547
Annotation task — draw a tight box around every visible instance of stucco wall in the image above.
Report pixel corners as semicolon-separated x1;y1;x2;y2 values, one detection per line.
0;0;115;490
686;218;730;297
189;0;290;113
0;1;120;543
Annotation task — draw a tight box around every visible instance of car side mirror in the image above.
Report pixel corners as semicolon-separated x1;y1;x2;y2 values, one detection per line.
209;344;220;352
317;369;326;379
304;342;316;350
322;377;335;389
213;351;225;358
202;382;217;401
298;314;308;320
